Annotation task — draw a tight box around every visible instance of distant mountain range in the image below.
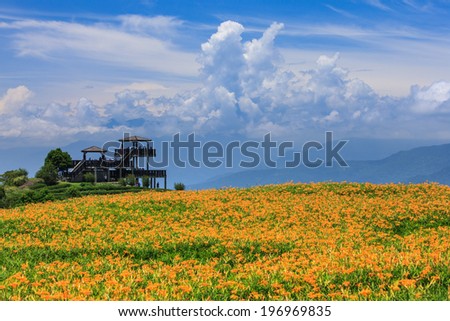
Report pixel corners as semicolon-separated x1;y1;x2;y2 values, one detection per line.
1;139;449;189
190;143;450;189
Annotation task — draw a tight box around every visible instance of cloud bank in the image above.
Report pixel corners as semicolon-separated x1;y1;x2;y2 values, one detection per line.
1;20;450;146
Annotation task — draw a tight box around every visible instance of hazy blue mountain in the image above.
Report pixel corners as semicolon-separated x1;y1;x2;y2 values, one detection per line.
190;143;450;189
409;166;450;185
1;138;449;187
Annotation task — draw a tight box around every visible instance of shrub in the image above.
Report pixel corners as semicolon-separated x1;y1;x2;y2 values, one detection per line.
66;186;81;198
28;182;47;190
83;172;96;183
13;175;28;187
0;168;28;186
30;189;51;202
118;178;127;187
14;189;51;205
125;174;136;186
35;163;58;186
46;183;70;191
0;186;5;200
174;182;185;191
142;176;150;188
27;178;45;190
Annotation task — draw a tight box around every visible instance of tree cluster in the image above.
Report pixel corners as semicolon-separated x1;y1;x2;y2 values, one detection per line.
0;168;28;187
36;148;72;185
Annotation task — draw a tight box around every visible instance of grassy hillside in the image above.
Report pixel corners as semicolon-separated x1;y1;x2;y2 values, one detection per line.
0;182;145;208
0;183;449;300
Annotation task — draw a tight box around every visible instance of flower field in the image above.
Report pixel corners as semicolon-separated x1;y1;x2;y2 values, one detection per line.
0;182;449;300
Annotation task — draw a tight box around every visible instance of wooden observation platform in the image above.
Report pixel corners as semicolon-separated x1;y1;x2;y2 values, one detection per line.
67;135;167;188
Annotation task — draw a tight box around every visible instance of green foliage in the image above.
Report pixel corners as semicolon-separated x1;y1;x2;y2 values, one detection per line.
25;188;52;203
28;180;46;190
142;176;150;188
13;175;28;187
45;183;71;191
83;172;96;183
44;148;72;171
118;178;127;187
125;174;136;186
174;182;185;190
65;186;81;198
0;186;5;200
0;168;28;186
0;181;145;208
35;163;58;186
1;188;53;207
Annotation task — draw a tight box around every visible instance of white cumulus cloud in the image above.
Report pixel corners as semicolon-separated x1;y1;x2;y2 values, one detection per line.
1;20;450;145
0;85;33;114
409;81;450;114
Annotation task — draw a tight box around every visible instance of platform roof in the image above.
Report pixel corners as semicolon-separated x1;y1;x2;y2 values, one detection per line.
119;135;152;142
81;146;106;153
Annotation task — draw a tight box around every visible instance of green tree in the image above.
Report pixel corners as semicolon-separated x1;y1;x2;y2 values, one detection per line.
0;168;28;186
36;163;58;186
45;148;72;173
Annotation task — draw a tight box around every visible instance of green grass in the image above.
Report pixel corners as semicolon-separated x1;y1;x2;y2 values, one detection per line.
0;181;151;208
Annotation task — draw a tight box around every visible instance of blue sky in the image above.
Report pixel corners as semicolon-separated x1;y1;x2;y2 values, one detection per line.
1;0;450;151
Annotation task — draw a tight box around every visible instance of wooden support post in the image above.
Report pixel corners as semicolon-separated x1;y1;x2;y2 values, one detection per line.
146;142;149;171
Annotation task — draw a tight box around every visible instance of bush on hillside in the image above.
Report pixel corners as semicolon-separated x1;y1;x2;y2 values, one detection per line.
83;172;96;183
0;168;28;186
142;176;150;188
174;182;185;191
126;174;136;186
0;186;5;200
35;163;58;186
65;186;82;198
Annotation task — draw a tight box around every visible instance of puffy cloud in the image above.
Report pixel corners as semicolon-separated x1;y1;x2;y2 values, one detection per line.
1;20;450;145
199;21;246;94
242;22;285;94
0;85;33;114
409;81;450;114
314;110;340;124
187;21;394;138
0;91;107;143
